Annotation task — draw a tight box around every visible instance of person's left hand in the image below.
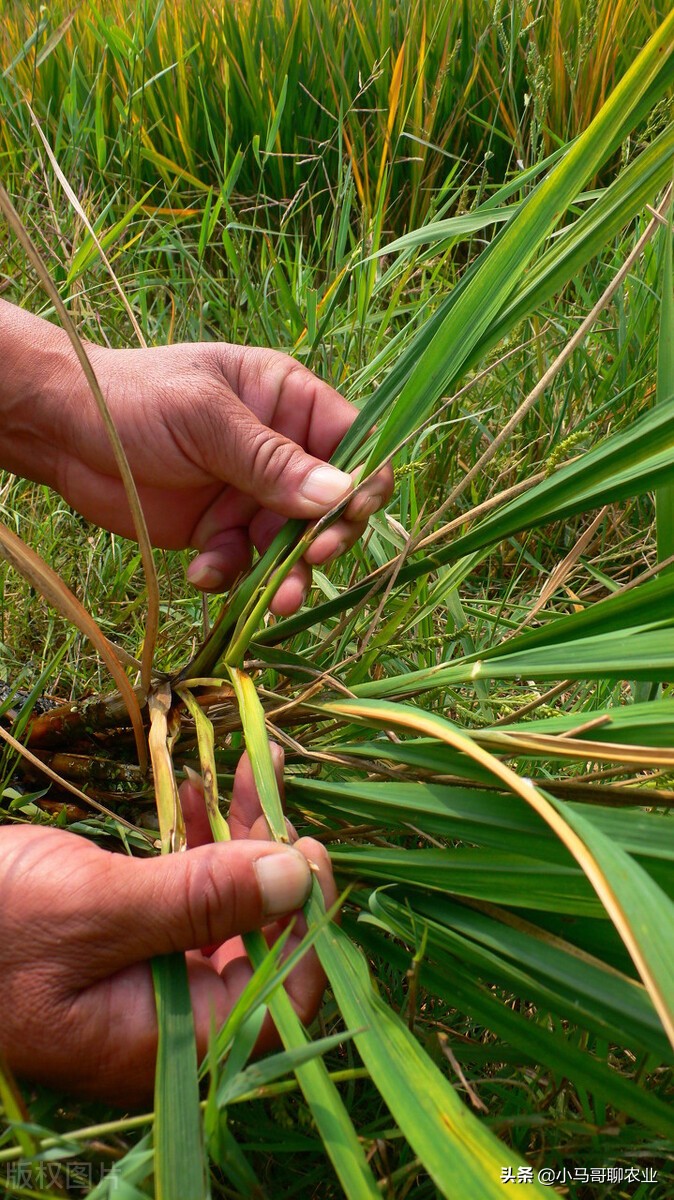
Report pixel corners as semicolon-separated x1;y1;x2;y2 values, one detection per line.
37;338;393;614
0;746;335;1107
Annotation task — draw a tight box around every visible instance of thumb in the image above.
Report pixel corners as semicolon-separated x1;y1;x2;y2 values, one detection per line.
84;840;313;976
220;399;353;518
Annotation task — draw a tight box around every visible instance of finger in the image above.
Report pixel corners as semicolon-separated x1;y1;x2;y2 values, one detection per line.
344;463;394;523
228;744;285;840
208;838;337;1054
303;517;367;567
58;839;338;1105
184;389;354;520
254;837;338;1051
294;836;338;915
216;345;359;462
248;813;298;842
229;351;394;521
186;527;252;593
77;838;312;977
179;771;213;850
269;561;311;616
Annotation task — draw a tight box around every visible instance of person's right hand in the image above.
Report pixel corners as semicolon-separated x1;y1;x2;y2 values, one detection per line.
0;302;393;615
0;748;335;1106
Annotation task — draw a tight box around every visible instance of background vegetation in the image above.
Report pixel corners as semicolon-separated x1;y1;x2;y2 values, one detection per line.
0;2;673;1197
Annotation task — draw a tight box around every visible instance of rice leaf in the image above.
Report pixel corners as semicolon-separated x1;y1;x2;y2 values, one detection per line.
355;915;674;1139
337;13;674;473
177;688;229;843
307;883;549;1199
216;1030;355;1108
148;688;205;1200
226;667;288;841
656;198;674;564
320;699;674;1049
147;685;185;854
228;668;380;1196
242;929;380;1199
152;954;205;1200
287;383;674;648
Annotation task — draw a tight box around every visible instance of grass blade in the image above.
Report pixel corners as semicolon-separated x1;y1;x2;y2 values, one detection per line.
177;688;229;843
148;685;205;1199
0;517;147;771
152;954;205;1200
227;667;288;841
148;685;184;854
242;929;380;1198
337;12;674;473
228;668;380;1196
307;885;549;1199
656;199;674;564
320;699;674;1050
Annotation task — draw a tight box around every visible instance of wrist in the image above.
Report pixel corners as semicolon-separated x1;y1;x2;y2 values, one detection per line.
0;299;80;485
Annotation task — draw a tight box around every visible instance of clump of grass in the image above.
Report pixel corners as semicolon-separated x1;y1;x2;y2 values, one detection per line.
0;0;666;237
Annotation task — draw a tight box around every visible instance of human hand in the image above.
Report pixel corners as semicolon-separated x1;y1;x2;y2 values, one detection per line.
0;748;335;1106
1;305;392;614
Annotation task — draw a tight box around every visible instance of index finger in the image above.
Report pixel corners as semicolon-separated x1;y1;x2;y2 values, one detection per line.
217;345;394;511
228;743;286;841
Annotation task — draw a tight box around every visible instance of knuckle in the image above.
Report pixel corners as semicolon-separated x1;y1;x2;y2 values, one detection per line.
247;425;298;487
182;851;235;948
279;357;317;402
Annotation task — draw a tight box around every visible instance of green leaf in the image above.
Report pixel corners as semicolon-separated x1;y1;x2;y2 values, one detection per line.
242;929;380;1199
355;914;674;1138
308;886;550;1199
319;699;674;1050
656;196;674;564
217;1031;354;1107
338;14;674;473
152;954;206;1200
228;669;380;1197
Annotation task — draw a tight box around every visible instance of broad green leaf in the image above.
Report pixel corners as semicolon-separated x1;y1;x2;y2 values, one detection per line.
352;627;674;698
291;777;674;868
330;844;600;914
506;698;674;746
389;892;669;1060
